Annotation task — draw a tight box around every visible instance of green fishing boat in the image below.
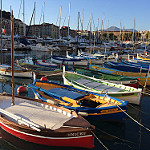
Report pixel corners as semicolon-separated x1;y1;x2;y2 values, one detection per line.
63;70;142;105
76;67;139;88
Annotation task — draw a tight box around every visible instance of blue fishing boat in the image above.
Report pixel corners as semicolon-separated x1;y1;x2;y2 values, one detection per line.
122;60;150;69
51;55;87;66
35;60;58;68
104;61;149;73
28;78;128;121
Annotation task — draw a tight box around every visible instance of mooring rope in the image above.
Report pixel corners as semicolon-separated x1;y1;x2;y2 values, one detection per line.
89;128;109;150
117;105;150;132
95;127;136;144
141;92;150;96
128;104;149;115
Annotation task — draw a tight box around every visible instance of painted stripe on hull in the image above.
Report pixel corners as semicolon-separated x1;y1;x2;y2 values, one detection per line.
0;122;94;148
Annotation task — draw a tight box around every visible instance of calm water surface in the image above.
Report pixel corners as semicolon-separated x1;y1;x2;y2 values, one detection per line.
0;50;149;150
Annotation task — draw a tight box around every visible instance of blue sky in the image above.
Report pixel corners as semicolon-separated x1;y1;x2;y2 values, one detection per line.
3;0;150;31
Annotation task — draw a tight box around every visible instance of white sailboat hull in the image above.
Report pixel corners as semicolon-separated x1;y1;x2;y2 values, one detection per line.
0;70;32;78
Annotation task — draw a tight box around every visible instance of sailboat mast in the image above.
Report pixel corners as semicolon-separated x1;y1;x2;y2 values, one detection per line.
42;2;45;38
77;12;80;43
132;17;135;50
67;2;70;38
82;8;84;31
101;13;105;41
59;6;62;39
90;13;92;53
11;10;15;105
90;13;92;40
34;2;36;25
1;0;2;64
96;18;99;42
34;2;36;36
23;0;26;36
119;21;122;42
107;20;109;41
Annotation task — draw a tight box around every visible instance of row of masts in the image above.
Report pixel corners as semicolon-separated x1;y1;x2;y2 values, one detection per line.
1;1;137;45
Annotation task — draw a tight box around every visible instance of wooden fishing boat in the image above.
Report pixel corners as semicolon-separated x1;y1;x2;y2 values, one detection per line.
104;61;149;73
0;64;32;78
63;70;142;105
16;60;62;77
0;94;95;148
35;60;58;68
51;55;88;66
75;67;139;88
137;55;150;61
89;63;150;86
122;59;150;69
28;78;128;121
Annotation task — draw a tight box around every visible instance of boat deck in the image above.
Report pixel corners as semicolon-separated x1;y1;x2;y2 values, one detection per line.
0;96;71;129
75;78;121;92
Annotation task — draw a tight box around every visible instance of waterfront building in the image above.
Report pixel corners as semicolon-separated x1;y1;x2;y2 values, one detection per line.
61;26;76;38
27;23;59;39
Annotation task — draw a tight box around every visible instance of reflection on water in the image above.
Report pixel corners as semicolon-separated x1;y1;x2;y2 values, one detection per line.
0;50;149;150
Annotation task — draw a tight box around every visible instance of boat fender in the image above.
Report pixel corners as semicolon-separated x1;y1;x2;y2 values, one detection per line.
40;76;47;81
14;60;18;64
17;86;27;93
78;112;88;116
47;99;58;105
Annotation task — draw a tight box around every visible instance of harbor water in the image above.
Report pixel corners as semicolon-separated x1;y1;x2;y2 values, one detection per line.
0;50;150;150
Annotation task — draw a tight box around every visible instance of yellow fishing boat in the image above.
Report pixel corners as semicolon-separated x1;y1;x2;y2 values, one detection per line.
89;62;150;86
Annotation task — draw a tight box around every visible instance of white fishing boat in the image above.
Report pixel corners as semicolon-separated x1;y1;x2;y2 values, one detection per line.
63;69;142;105
0;64;32;78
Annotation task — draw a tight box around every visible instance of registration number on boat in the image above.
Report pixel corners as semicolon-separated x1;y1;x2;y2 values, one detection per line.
101;108;118;113
68;132;86;137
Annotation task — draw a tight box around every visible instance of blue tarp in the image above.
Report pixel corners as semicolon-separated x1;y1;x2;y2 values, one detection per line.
48;88;84;100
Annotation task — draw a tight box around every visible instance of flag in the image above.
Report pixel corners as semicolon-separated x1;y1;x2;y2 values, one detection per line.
2;28;6;34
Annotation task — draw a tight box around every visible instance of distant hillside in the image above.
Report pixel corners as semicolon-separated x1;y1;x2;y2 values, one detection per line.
105;26;120;31
105;26;138;32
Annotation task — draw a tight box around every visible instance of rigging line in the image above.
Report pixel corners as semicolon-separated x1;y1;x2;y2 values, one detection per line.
89;128;109;150
39;8;43;24
92;17;96;31
56;12;60;25
62;13;67;26
79;16;83;31
18;0;23;19
128;104;149;115
95;127;136;144
86;19;90;31
117;105;150;132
